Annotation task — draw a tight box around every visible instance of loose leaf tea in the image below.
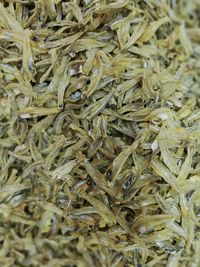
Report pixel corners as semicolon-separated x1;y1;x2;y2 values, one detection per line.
0;0;200;266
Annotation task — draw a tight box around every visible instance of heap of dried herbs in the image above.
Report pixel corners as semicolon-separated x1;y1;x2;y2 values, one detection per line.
0;0;200;266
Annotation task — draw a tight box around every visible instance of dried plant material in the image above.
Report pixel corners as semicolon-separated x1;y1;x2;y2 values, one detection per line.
0;0;200;266
139;17;170;43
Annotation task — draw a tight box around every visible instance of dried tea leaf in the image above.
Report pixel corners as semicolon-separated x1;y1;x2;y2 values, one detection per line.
0;1;199;266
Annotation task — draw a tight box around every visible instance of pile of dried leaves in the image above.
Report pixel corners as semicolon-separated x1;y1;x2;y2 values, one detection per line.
0;0;200;266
